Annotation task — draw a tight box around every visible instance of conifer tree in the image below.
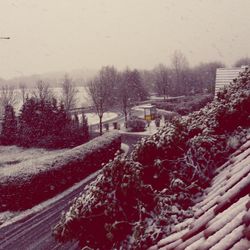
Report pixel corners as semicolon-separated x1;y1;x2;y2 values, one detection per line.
81;112;89;141
0;105;17;145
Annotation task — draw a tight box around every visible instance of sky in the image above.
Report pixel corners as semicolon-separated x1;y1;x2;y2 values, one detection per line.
0;0;250;79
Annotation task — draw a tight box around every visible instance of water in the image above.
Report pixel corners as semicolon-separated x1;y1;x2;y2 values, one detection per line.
3;86;90;113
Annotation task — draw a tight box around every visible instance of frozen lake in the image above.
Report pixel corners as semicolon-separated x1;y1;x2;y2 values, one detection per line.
6;86;90;113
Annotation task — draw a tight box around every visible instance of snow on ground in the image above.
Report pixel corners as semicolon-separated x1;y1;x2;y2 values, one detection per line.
0;211;19;226
85;112;118;125
0;143;129;228
0;146;65;170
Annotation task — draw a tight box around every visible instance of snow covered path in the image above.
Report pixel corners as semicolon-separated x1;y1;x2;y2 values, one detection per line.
85;112;118;125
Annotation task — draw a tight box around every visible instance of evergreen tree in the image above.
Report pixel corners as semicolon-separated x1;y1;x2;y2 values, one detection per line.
18;97;89;148
0;105;17;145
81;112;89;141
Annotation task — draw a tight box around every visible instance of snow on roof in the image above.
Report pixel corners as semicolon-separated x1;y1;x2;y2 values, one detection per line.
149;138;250;250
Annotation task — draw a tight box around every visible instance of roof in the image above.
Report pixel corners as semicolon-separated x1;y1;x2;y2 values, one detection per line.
139;104;156;109
215;67;248;94
149;136;250;250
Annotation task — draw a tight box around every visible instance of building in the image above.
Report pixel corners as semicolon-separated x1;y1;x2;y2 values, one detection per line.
215;65;248;95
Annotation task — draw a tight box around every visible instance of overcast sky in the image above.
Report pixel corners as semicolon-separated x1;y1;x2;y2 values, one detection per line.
0;0;250;79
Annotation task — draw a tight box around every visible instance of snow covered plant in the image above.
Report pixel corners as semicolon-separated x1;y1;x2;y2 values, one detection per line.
53;155;156;249
53;69;250;249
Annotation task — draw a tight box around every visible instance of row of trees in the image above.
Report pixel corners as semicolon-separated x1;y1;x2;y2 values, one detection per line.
86;66;148;134
0;74;78;118
141;51;224;98
142;54;250;98
1;54;249;139
0;77;89;148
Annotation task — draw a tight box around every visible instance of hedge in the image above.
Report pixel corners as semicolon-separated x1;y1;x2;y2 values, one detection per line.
152;94;213;115
0;131;121;211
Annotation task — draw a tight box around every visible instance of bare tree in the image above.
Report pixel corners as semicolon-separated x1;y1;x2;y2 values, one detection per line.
33;80;53;101
86;66;117;135
0;85;17;116
86;77;106;135
171;51;189;95
117;68;148;127
153;64;171;99
140;69;155;93
99;66;119;106
19;82;27;104
61;74;78;112
117;72;130;126
192;61;225;94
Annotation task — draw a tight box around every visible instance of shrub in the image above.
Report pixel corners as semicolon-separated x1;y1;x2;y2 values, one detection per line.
152;94;213;116
126;116;146;132
157;110;179;122
53;156;155;249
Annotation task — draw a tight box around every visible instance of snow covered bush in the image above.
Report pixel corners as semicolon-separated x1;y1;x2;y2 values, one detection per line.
53;69;250;249
0;132;121;211
126;116;146;132
152;94;213;115
54;155;156;249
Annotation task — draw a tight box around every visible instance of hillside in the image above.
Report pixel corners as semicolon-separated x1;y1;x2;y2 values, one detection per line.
53;69;250;249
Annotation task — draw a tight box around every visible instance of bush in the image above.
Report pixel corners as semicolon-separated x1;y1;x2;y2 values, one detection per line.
152;94;213;116
157;110;179;122
0;132;121;211
126;116;146;132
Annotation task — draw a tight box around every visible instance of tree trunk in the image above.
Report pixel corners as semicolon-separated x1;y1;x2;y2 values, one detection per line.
124;109;128;128
99;115;103;135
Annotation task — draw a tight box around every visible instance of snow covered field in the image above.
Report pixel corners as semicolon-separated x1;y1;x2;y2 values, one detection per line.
0;146;65;170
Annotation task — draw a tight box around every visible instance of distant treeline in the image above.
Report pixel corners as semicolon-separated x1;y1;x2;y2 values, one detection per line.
0;77;89;149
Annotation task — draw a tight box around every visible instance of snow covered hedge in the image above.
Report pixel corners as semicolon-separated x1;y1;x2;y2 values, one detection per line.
0;131;121;211
53;69;250;249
